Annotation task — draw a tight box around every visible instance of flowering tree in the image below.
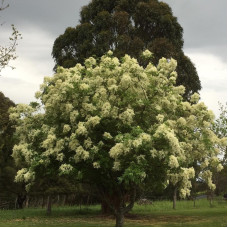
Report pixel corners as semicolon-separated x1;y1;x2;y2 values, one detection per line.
10;51;224;226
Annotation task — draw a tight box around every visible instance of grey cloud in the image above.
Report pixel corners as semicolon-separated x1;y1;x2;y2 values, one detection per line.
1;0;227;63
162;0;227;62
1;0;90;36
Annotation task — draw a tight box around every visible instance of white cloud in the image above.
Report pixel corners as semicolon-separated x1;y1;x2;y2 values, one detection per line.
185;49;227;117
0;26;54;104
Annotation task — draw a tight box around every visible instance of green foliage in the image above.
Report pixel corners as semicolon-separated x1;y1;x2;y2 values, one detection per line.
213;103;227;147
52;0;201;99
212;102;227;195
0;92;25;197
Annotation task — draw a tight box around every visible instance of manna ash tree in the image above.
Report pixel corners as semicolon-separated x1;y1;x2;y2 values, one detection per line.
10;51;224;226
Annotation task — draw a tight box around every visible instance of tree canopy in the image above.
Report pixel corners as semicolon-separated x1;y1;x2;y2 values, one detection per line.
52;0;201;99
212;103;227;195
10;51;224;226
0;92;17;197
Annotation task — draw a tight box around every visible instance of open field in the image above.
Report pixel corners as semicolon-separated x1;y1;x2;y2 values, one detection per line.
0;198;226;227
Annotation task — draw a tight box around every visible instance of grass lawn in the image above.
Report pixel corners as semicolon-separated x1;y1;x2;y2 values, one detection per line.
0;198;226;227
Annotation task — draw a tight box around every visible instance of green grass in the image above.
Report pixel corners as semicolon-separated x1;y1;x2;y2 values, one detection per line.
0;199;226;227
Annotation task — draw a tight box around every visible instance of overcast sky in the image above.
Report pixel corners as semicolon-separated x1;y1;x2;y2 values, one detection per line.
0;0;227;117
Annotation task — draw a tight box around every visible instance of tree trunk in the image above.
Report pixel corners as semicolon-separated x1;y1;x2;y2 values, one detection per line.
57;194;60;206
87;194;90;206
210;195;212;207
101;193;122;214
63;194;67;206
25;195;29;208
42;195;45;208
46;195;52;215
79;198;82;211
17;194;26;209
100;187;136;226
115;210;124;227
193;197;196;207
15;197;17;209
173;186;177;210
101;200;112;214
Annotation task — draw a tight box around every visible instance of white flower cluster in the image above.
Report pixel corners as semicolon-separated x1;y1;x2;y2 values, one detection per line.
42;133;56;149
13;144;33;165
168;155;179;168
113;161;121;171
63;124;71;134
168;167;195;198
154;125;181;154
142;50;153;58
80;83;89;91
75;122;88;136
84;138;92;149
15;168;35;183
120;73;132;89
109;143;125;159
156;114;164;123
101;102;111;117
132;133;151;148
103;132;113;139
59;164;73;174
201;170;216;191
217;164;223;172
190;93;200;103
75;146;89;162
119;108;135;125
157;57;177;75
200;159;209;169
177;117;186;126
93;162;100;169
85;57;96;67
70;110;79;123
86;116;101;127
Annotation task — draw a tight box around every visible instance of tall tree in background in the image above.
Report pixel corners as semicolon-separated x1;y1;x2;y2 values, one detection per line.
0;92;16;198
212;103;227;195
213;103;227;159
0;0;22;75
52;0;201;99
0;92;27;209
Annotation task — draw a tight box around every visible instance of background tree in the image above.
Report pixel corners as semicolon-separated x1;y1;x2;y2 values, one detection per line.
52;0;201;99
0;0;22;75
0;91;15;197
212;103;227;196
0;92;26;209
10;51;223;226
0;92;15;198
